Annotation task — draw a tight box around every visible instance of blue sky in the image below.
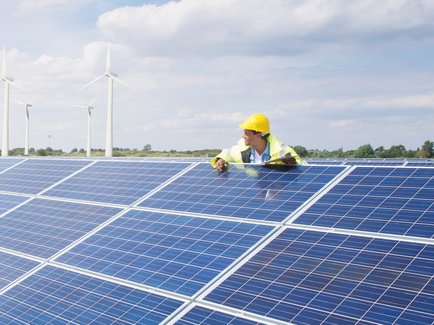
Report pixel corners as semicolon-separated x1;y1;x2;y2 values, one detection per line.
1;0;433;152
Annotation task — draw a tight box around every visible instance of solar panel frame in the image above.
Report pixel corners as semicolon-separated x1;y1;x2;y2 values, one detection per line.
55;209;275;297
138;163;348;222
0;198;123;258
202;228;434;324
292;166;434;239
44;160;194;205
0;265;185;325
0;159;93;194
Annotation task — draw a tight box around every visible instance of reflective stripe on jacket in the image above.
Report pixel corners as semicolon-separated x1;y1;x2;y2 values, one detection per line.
210;135;306;167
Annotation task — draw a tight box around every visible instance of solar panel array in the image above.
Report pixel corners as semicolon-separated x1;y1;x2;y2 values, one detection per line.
0;157;432;324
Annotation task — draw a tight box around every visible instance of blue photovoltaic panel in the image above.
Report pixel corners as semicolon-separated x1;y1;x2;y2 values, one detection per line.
139;164;346;222
176;306;264;325
0;158;22;172
205;229;434;324
44;161;192;205
56;209;274;296
406;162;434;167
0;265;184;324
0;252;40;291
0;159;91;194
343;160;404;166
294;167;434;238
0;194;28;215
0;198;122;258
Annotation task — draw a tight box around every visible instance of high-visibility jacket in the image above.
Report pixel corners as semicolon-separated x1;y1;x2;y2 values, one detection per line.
210;134;306;167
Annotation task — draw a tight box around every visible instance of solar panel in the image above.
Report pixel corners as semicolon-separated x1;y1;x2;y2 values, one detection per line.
204;228;434;324
294;166;434;238
0;251;40;291
44;161;193;205
176;306;265;324
0;159;91;194
0;193;28;215
406;162;434;167
0;158;22;172
0;157;432;324
0;198;122;258
138;164;346;222
0;265;184;324
56;209;274;296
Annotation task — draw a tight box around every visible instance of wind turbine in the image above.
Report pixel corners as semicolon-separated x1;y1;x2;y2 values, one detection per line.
13;97;35;156
80;44;132;158
1;47;16;157
74;94;99;157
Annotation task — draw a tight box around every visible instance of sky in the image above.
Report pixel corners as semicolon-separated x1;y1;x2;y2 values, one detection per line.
0;0;433;153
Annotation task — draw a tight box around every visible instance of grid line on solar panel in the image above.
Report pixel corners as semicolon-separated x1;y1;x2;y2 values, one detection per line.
0;251;40;291
138;164;347;222
0;265;184;325
0;198;122;258
55;209;275;297
293;166;434;239
203;228;434;324
0;159;92;194
43;161;194;205
173;305;266;325
0;158;23;172
0;194;29;216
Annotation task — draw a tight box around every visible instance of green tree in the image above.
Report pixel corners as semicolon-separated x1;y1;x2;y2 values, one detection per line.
36;149;47;156
354;144;374;158
419;140;433;158
293;145;308;157
143;144;152;151
386;145;407;158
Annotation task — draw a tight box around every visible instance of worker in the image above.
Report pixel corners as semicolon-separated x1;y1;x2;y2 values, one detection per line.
211;113;305;171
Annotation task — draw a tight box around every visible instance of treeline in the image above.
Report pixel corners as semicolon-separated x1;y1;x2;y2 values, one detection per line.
3;140;433;159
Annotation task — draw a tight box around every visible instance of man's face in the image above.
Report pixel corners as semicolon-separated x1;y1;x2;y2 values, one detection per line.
243;129;260;146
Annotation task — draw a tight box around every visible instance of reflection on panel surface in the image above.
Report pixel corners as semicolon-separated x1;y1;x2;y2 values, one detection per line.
140;164;345;222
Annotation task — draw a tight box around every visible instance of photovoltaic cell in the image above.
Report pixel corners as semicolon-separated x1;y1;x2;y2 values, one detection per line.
0;265;184;324
0;158;22;172
56;209;274;296
0;252;39;291
176;306;264;325
44;161;192;205
139;164;346;222
0;159;91;194
294;167;434;238
0;198;122;258
0;194;28;215
204;228;434;324
406;162;434;167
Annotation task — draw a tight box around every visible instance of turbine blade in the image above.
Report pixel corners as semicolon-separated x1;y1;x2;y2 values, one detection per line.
105;43;111;74
78;74;104;92
10;80;27;91
1;47;5;77
89;91;100;106
13;99;26;106
109;73;135;90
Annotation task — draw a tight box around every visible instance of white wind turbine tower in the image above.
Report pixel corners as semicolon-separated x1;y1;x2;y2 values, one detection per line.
1;47;17;157
80;44;132;158
14;97;35;156
74;94;98;157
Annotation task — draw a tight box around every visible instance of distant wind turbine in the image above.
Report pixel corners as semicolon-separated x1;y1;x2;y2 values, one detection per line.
74;93;99;157
1;48;15;157
80;44;133;158
13;97;35;156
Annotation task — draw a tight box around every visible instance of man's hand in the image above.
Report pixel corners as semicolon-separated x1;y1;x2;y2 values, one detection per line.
215;158;228;172
281;156;296;165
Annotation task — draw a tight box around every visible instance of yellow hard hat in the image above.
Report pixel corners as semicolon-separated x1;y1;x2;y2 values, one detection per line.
239;113;270;134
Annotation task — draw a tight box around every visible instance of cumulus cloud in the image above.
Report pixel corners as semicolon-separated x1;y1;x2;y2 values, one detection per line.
96;0;434;56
